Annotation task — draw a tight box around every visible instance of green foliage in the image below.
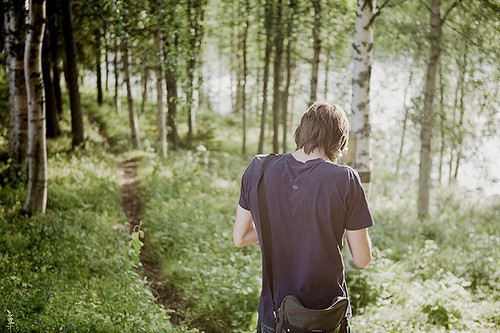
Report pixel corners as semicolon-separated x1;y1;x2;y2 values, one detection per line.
136;142;499;332
139;149;260;333
0;113;191;332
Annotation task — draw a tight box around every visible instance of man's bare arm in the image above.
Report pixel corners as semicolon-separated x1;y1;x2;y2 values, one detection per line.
233;205;259;247
345;228;372;268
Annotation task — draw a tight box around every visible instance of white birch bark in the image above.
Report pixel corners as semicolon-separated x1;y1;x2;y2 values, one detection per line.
23;0;47;215
350;0;375;194
4;0;28;167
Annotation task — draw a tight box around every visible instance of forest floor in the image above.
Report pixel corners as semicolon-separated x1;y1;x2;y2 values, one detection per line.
87;110;186;325
118;156;185;325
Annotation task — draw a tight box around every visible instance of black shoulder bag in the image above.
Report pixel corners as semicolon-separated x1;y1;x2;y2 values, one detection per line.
258;154;349;333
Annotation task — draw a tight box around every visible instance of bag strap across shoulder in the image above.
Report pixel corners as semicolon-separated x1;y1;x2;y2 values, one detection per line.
257;154;277;317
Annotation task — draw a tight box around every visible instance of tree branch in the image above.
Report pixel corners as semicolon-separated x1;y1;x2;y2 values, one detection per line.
366;0;400;27
442;0;459;22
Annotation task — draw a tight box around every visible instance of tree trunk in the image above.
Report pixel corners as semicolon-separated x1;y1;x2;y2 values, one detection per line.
453;43;468;181
46;0;62;116
349;0;375;194
309;0;321;105
4;0;28;167
122;36;141;149
323;45;330;100
156;32;167;159
257;0;273;154
42;28;60;138
396;66;414;175
113;33;121;114
281;0;298;153
241;0;250;156
437;61;445;183
418;0;443;218
60;0;84;147
95;28;103;106
165;68;180;149
185;0;205;145
272;0;284;153
23;0;47;215
104;22;109;91
140;66;149;114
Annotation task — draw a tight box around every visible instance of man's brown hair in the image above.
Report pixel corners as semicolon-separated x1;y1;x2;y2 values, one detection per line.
294;101;349;161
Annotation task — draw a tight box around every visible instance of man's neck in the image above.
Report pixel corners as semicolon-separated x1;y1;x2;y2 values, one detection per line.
291;148;327;162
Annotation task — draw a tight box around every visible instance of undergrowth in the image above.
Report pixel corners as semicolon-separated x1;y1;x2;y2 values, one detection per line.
0;95;192;332
138;150;499;332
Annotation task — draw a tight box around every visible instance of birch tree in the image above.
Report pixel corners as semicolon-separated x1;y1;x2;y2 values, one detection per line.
417;0;444;218
349;0;376;193
4;0;28;168
23;0;47;215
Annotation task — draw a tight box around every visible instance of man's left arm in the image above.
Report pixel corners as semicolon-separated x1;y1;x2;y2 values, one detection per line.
233;205;259;247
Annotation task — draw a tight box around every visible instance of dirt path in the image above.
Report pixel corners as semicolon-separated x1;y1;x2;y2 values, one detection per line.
118;157;184;324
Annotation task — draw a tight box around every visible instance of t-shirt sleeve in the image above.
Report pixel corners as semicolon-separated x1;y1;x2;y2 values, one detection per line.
344;168;374;230
238;158;254;211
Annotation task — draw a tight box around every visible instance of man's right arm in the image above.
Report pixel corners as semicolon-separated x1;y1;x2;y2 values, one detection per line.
345;228;372;268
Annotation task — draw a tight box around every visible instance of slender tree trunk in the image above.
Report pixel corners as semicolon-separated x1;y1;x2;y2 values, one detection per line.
309;0;321;105
281;0;298;153
60;0;84;147
323;45;331;100
396;67;414;174
185;0;205;145
0;1;4;49
186;55;195;144
156;33;167;159
272;0;284;153
140;66;149;114
23;0;47;215
438;62;445;183
241;0;250;156
230;0;237;112
104;22;109;91
349;0;375;194
258;0;273;154
418;0;443;218
113;33;121;114
165;68;179;149
453;43;468;181
4;0;28;167
281;40;292;153
47;0;62;116
42;28;60;138
95;28;103;106
122;36;140;149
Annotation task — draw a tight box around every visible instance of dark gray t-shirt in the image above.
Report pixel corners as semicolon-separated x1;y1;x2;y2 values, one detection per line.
239;153;374;327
